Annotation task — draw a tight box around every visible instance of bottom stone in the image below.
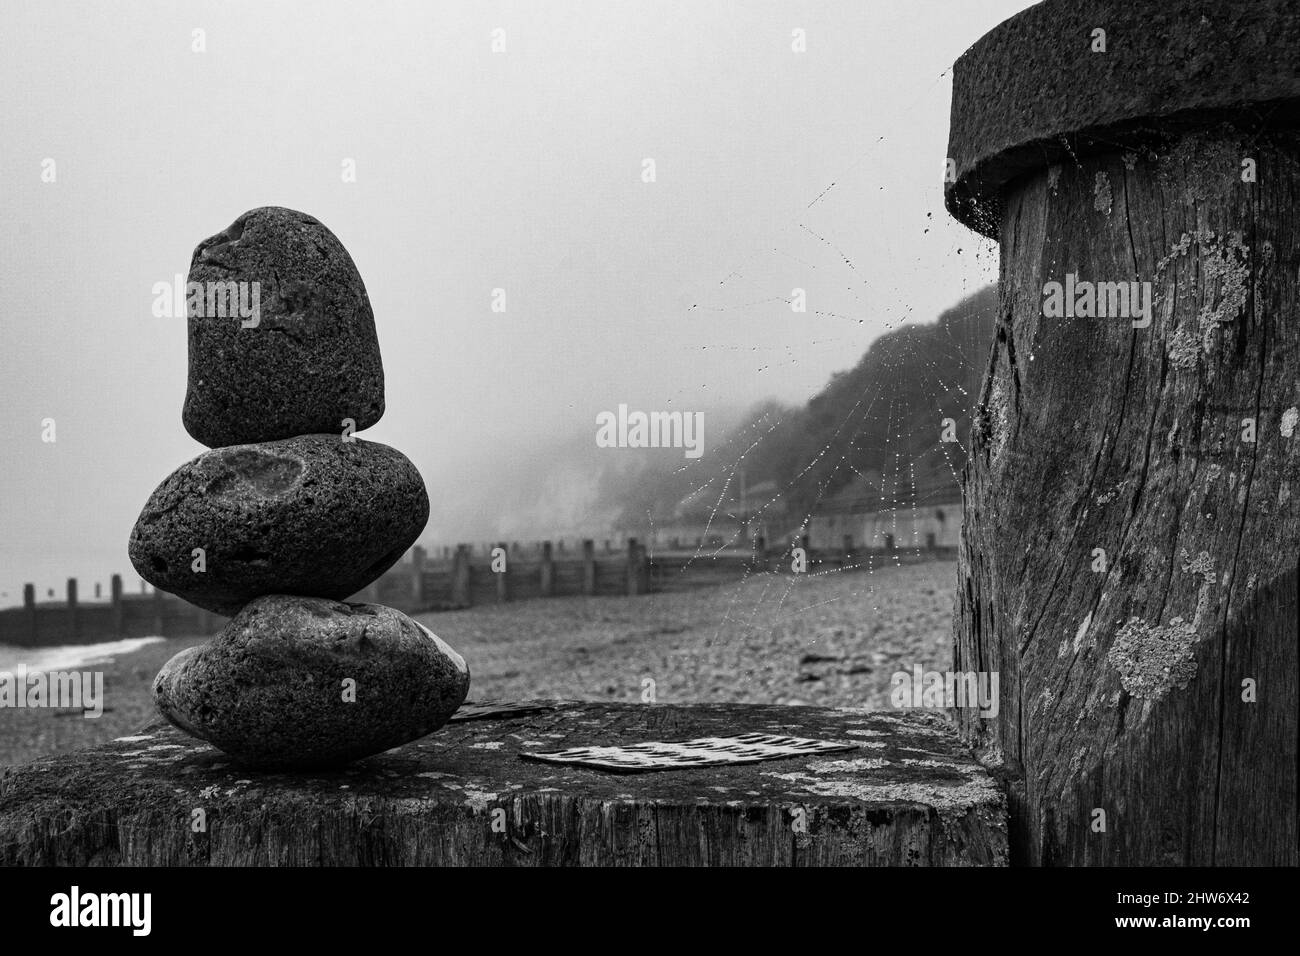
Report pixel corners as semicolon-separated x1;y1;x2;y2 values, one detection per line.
152;595;470;769
0;703;1007;866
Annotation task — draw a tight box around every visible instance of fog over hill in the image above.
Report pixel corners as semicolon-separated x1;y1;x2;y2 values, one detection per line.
423;286;997;547
603;285;998;534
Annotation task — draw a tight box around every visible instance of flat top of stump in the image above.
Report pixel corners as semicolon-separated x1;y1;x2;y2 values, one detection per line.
0;702;1006;866
946;0;1300;237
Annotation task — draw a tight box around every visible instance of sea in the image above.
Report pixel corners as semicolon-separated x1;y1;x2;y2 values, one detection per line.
0;636;165;674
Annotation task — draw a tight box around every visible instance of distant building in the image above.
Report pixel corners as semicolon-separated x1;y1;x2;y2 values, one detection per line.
633;478;787;551
801;480;961;551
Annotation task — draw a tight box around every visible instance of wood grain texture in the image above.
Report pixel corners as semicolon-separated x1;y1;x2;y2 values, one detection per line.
955;128;1300;865
0;702;1006;867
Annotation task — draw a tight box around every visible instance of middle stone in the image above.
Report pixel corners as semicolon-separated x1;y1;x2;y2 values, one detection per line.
129;435;429;615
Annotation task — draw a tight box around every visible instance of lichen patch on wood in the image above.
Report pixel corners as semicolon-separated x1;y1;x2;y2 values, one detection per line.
983;377;1011;460
1167;325;1201;369
1107;551;1216;701
1108;616;1198;701
1158;226;1255;353
1093;172;1113;215
1281;407;1298;439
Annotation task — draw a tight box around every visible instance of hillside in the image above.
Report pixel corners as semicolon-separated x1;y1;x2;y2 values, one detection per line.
606;285;998;532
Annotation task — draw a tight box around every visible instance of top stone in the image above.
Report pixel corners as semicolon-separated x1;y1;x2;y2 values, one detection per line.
182;207;384;447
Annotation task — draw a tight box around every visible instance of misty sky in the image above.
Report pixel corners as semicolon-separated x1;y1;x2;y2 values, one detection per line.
0;0;1028;603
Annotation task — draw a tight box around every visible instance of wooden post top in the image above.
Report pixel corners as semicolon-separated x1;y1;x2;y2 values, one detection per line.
946;0;1300;237
0;702;1006;867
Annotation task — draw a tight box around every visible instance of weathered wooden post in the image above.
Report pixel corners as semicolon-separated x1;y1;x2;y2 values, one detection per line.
496;541;511;603
0;701;1007;866
110;574;124;637
539;541;555;597
581;539;596;595
946;0;1300;865
23;583;36;644
66;578;79;641
451;544;472;608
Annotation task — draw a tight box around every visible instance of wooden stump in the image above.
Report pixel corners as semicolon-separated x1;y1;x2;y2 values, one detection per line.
946;0;1300;864
0;703;1006;867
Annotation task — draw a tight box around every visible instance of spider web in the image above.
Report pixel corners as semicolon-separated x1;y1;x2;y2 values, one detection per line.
629;67;999;659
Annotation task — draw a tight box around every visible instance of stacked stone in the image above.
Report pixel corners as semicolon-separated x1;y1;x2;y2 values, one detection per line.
130;207;469;770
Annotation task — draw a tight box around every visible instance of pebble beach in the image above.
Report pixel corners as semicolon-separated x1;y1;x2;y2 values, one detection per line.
0;560;956;767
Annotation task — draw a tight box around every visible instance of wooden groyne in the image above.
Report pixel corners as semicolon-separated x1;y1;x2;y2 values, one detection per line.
1;537;954;647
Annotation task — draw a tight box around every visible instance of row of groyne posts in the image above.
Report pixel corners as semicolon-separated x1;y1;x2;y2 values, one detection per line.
0;533;947;647
363;534;942;609
0;575;215;648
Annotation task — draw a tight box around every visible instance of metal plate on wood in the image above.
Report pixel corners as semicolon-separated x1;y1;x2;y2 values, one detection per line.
450;700;557;722
520;732;857;773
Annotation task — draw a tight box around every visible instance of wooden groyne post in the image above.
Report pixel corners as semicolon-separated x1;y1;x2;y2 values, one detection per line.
540;541;556;597
22;584;36;642
110;574;124;636
946;0;1300;864
65;578;79;641
496;541;511;603
409;545;426;609
152;584;166;636
581;539;596;595
625;538;648;596
451;544;471;607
